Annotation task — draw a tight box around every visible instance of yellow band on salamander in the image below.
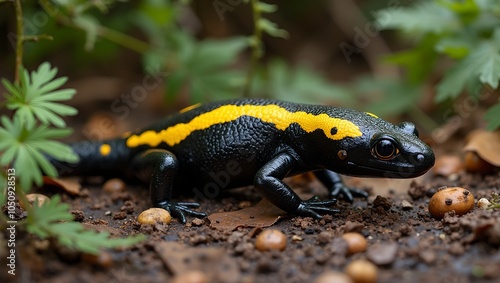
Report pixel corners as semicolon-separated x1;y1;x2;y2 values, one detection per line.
126;104;362;148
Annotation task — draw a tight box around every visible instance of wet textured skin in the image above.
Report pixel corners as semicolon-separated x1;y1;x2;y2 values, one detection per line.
53;99;435;223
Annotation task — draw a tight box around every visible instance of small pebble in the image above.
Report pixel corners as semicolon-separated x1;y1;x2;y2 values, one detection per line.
366;242;398;265
345;259;378;283
103;178;126;193
191;218;204;226
401;200;413;210
477;198;491;209
341;232;367;255
255;229;287;251
172;270;208;283
314;271;353;283
138;208;172;225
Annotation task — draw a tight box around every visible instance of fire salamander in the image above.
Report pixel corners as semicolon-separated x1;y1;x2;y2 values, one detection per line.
53;99;435;223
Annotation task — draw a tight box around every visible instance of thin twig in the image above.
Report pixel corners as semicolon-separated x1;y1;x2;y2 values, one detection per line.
243;0;263;97
14;0;23;83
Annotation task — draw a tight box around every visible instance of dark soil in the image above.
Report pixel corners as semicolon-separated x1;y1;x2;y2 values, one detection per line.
2;167;500;283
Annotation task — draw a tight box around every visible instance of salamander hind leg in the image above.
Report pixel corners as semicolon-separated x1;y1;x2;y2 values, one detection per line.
132;149;207;223
254;152;339;219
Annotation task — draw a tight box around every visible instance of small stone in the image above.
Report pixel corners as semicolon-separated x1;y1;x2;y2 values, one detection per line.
103;178;126;193
419;250;436;264
172;270;208;283
191;218;204;226
366;242;398;265
341;232;367;255
138;208;172;225
345;259;378;283
477;198;491;209
401;200;413;210
292;235;303;241
255;229;287;252
314;271;353;283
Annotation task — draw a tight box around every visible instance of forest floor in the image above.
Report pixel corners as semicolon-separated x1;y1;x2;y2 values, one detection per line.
2;161;499;283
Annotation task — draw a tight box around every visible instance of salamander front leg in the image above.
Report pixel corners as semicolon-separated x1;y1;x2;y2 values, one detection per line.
314;170;369;202
254;152;339;219
132;149;206;223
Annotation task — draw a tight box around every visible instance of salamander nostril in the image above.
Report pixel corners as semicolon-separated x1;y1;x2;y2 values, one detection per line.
416;153;425;163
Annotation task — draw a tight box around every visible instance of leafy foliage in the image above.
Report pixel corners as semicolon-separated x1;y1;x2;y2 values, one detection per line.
376;0;500;129
252;60;353;105
3;62;78;128
164;34;248;101
0;63;78;191
0;116;77;191
27;195;145;254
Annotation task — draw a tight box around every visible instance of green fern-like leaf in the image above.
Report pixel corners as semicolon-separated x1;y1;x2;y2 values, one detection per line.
2;62;77;128
0;116;78;191
27;195;145;254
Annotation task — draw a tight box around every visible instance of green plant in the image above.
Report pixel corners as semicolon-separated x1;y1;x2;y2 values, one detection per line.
1;0;144;255
375;0;500;130
488;192;500;209
25;195;144;254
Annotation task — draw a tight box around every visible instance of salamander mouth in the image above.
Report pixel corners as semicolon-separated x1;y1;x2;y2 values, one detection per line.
347;162;431;178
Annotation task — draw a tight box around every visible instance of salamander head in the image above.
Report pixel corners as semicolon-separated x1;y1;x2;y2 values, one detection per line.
314;109;435;178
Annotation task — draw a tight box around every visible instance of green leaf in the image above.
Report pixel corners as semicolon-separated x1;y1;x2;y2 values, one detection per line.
484;104;500;130
3;62;78;128
436;32;500;101
375;2;460;34
438;0;479;24
27;195;145;254
252;59;353;105
73;15;99;51
0;116;78;191
353;76;421;117
384;34;439;83
164;34;248;100
258;18;289;39
257;2;278;13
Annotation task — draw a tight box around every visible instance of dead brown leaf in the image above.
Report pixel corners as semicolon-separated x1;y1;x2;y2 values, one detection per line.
208;198;286;231
464;130;500;166
42;176;81;195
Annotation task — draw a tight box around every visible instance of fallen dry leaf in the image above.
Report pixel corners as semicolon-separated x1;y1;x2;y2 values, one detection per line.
432;154;463;176
155;242;240;283
464;130;500;167
208;198;286;231
43;176;81;195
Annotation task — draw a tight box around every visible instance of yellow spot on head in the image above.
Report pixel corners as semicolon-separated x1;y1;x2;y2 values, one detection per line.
366;112;378;118
100;144;112;156
126;104;362;148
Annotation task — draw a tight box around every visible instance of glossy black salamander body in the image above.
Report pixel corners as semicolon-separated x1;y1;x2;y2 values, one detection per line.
53;99;435;223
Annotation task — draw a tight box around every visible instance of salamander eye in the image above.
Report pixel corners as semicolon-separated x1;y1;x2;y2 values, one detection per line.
373;139;399;160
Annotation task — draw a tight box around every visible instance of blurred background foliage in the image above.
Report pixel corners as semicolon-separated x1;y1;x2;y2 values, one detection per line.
1;0;499;133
